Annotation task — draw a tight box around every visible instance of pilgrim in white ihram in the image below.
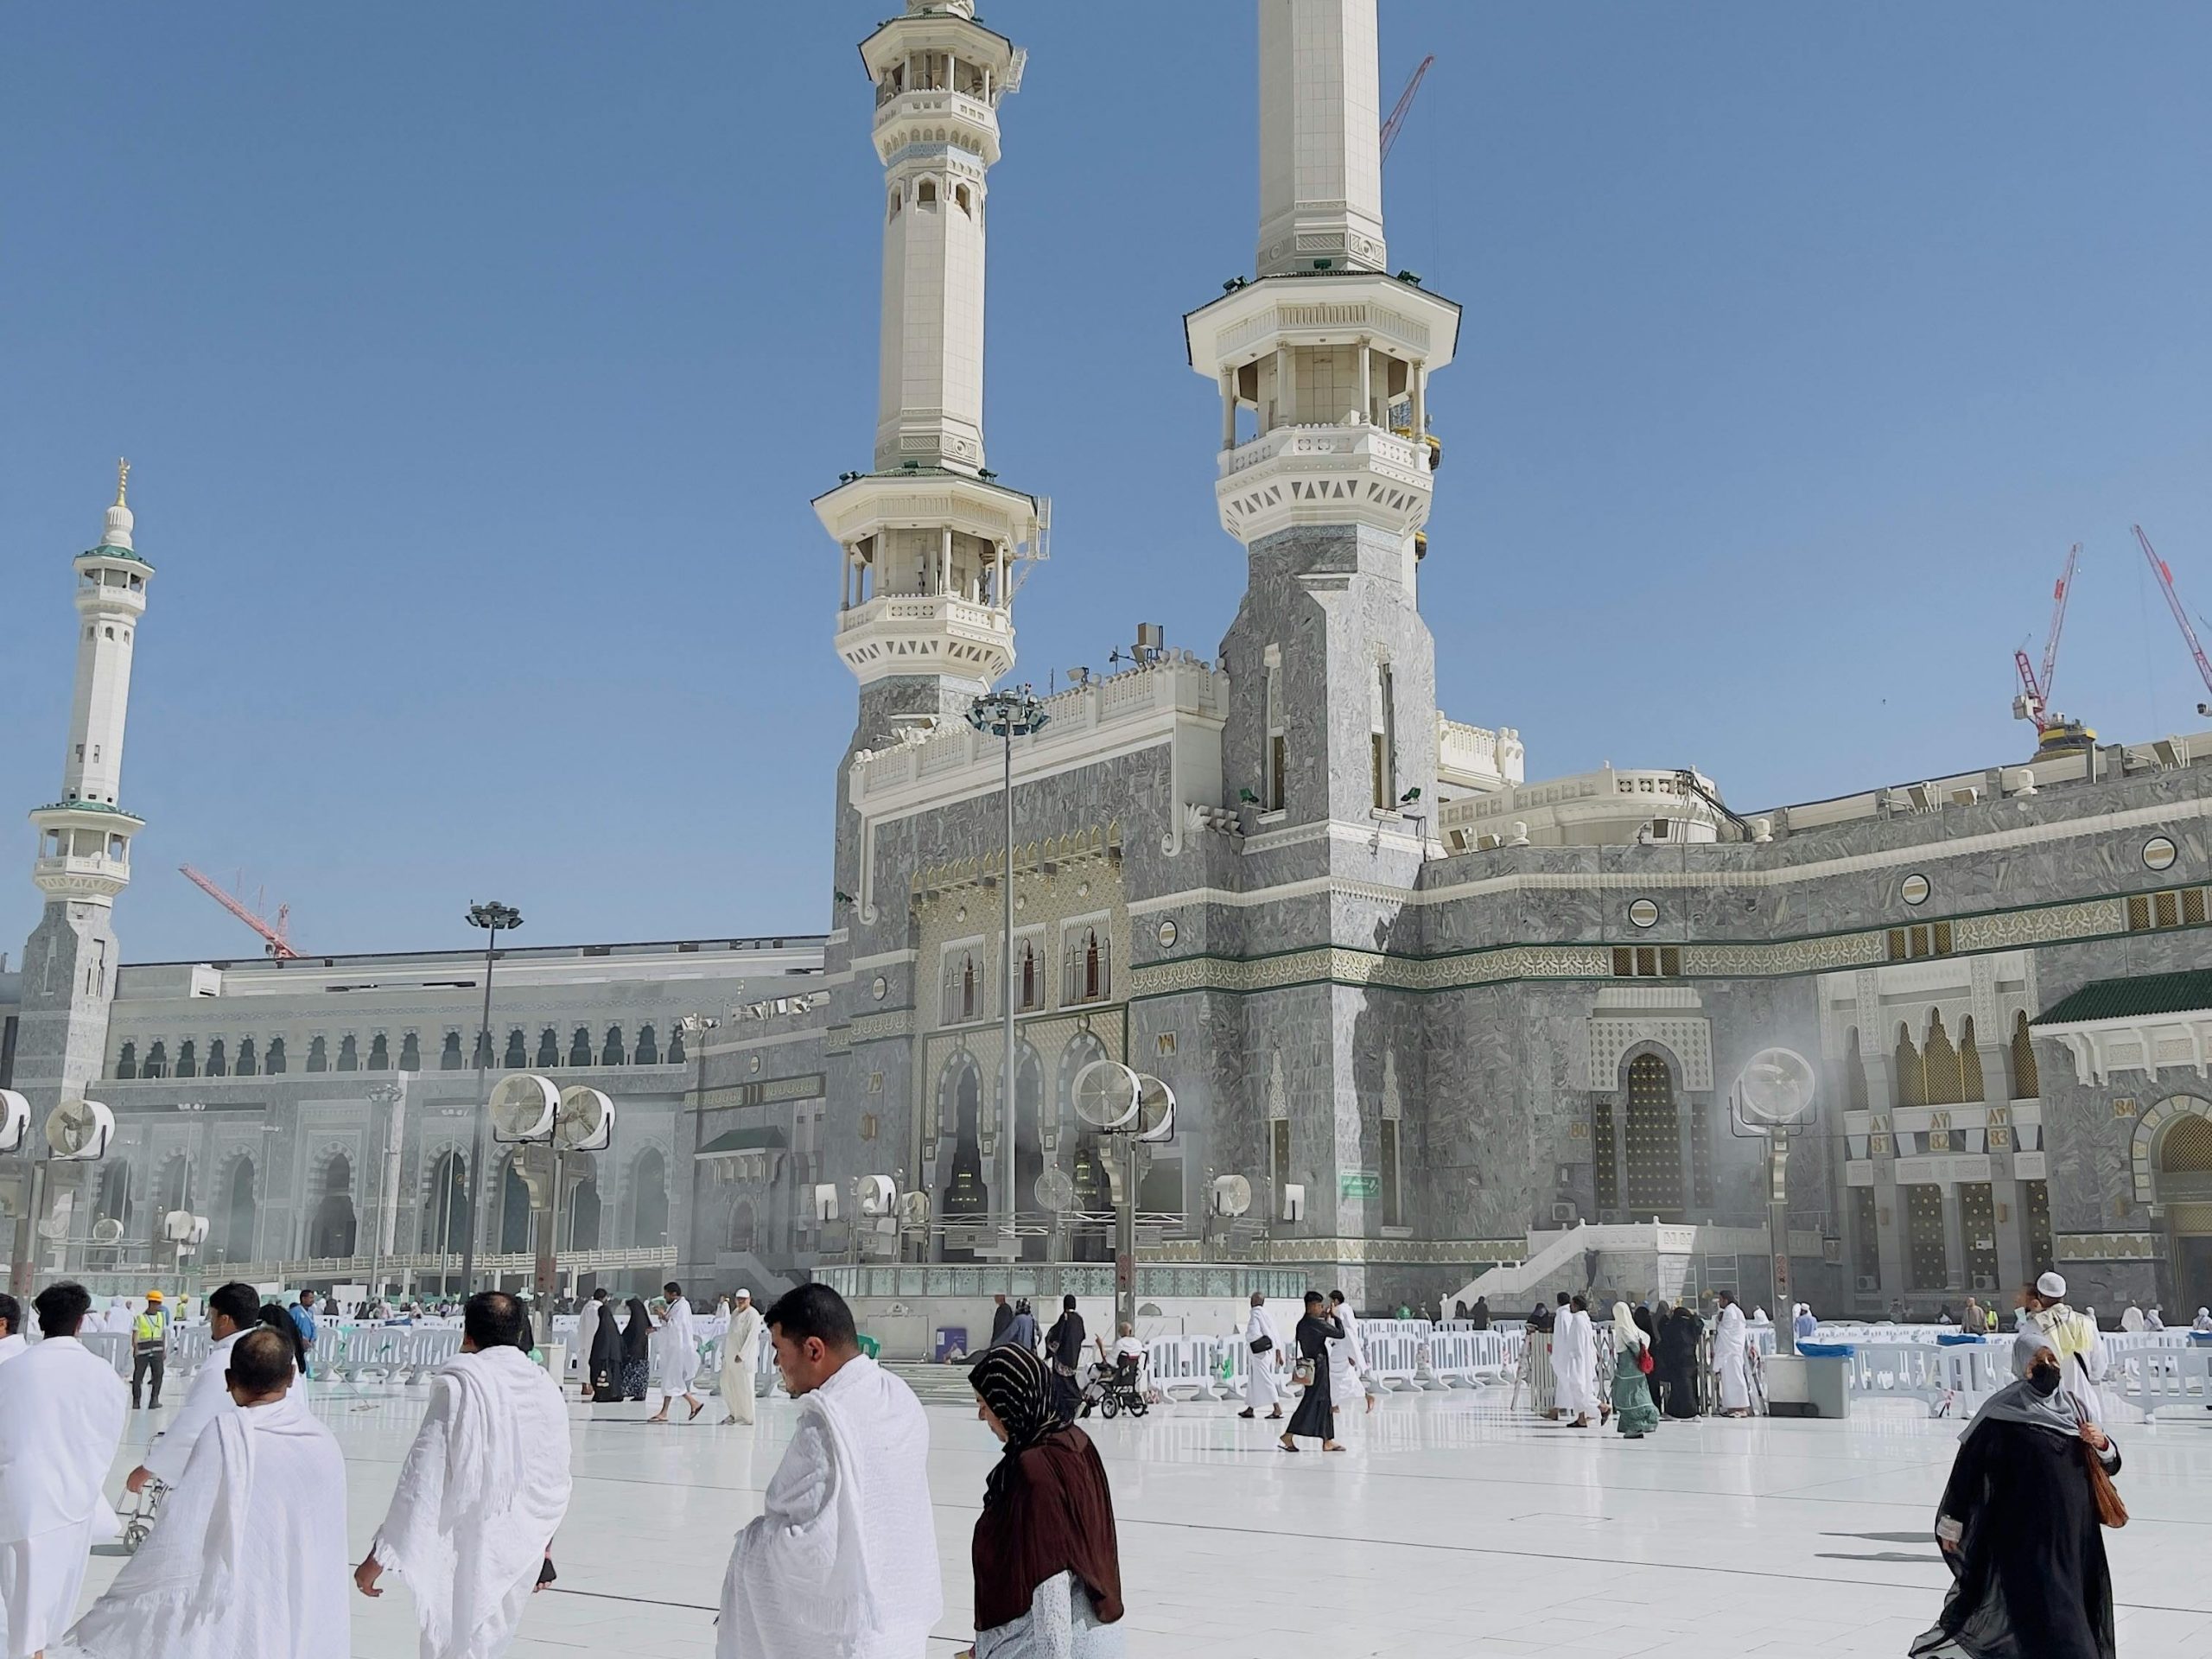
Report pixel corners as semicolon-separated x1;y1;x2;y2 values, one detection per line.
0;1288;130;1659
1713;1296;1751;1415
1240;1295;1283;1420
720;1290;765;1427
1550;1298;1603;1427
650;1283;705;1423
57;1328;349;1659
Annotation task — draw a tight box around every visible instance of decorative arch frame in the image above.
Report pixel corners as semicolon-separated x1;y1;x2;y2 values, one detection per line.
2133;1093;2212;1207
1611;1040;1690;1218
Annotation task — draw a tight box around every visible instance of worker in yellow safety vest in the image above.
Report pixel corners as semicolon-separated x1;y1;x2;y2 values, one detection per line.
130;1288;168;1409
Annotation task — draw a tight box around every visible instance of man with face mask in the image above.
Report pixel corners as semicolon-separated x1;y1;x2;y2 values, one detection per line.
1910;1328;2121;1659
2018;1272;2107;1423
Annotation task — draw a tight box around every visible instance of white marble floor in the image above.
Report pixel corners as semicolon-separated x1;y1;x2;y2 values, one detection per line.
80;1379;2212;1657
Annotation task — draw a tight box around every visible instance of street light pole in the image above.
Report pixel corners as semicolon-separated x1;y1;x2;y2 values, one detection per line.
967;690;1048;1259
460;901;522;1293
681;1013;719;1287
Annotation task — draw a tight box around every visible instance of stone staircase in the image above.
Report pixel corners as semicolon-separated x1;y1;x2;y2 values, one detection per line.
884;1357;983;1405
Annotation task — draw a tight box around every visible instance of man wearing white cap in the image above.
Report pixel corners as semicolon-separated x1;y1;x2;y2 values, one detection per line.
2021;1271;2107;1421
720;1289;764;1426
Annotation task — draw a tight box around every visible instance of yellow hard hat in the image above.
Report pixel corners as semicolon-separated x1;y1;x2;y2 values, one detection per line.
145;1290;163;1302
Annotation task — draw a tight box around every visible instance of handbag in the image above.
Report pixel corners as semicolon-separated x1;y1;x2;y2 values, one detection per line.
1249;1333;1274;1355
1637;1345;1655;1376
1292;1357;1316;1388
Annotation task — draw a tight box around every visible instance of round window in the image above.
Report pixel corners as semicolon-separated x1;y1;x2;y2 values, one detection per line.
747;1053;762;1076
1901;874;1931;906
870;975;888;1001
1628;899;1659;930
2144;836;2179;873
1156;918;1179;949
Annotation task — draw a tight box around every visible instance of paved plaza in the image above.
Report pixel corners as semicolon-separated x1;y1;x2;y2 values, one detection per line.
73;1380;2212;1658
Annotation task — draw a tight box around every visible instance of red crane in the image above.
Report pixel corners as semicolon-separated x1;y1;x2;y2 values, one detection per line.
179;865;300;959
1380;54;1436;164
2012;543;2080;733
2136;525;2212;715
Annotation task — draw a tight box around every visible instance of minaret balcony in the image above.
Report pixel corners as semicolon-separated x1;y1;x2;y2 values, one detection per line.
30;801;140;903
874;89;1002;166
1214;417;1433;545
836;591;1013;688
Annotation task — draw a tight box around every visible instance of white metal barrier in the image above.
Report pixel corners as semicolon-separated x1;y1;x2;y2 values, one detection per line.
1360;1329;1432;1391
1146;1336;1228;1401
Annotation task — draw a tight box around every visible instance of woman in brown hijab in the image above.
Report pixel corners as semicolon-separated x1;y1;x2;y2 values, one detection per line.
962;1342;1126;1657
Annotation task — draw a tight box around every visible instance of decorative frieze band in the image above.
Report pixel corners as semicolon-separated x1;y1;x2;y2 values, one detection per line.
825;1008;914;1054
2056;1231;2164;1262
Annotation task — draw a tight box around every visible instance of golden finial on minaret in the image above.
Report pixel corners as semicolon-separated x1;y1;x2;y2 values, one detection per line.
115;457;130;508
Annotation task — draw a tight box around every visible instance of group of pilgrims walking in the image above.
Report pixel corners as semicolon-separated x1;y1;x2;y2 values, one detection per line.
0;1260;2136;1659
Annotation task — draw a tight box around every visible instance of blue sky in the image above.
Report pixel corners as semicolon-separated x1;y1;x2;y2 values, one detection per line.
5;3;2211;963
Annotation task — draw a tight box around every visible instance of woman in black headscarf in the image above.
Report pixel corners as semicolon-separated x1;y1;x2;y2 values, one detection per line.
1655;1303;1702;1419
620;1294;653;1402
1910;1329;2122;1659
965;1343;1124;1657
588;1293;626;1402
257;1302;312;1376
1632;1303;1661;1413
1043;1295;1086;1425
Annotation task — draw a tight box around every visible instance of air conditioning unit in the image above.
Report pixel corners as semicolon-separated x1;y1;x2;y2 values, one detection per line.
1551;1203;1577;1224
1855;1274;1880;1292
1972;1274;1997;1291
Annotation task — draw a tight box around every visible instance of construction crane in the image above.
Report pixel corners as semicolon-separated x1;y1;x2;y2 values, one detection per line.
1380;54;1435;164
179;865;300;959
2012;542;2080;733
2135;524;2212;717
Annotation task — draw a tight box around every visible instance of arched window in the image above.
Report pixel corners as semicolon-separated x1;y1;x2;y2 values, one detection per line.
143;1040;168;1079
307;1035;328;1072
918;177;938;206
2010;1011;2039;1099
601;1026;626;1066
728;1201;758;1255
537;1027;560;1069
1020;943;1037;1012
634;1025;659;1066
338;1034;359;1071
440;1032;463;1071
97;1162;132;1231
630;1148;668;1249
499;1153;534;1254
505;1029;527;1069
1958;1017;1984;1102
398;1032;420;1070
668;1024;687;1066
175;1039;198;1078
1082;929;1104;1001
1891;1023;1926;1108
889;186;903;219
569;1027;594;1067
217;1158;255;1262
2160;1113;2212;1175
116;1040;137;1080
366;1033;388;1070
955;182;971;214
308;1155;356;1258
563;1162;601;1251
473;1028;493;1069
961;955;976;1021
1624;1053;1684;1213
206;1037;228;1077
941;1057;987;1221
423;1150;470;1257
1922;1011;1962;1107
1841;1028;1868;1113
236;1037;258;1077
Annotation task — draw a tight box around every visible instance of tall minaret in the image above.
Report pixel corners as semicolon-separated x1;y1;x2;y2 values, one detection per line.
814;0;1045;748
14;463;152;1116
1185;0;1462;834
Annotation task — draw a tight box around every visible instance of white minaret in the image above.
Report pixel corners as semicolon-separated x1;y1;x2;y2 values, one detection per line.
15;462;152;1115
815;0;1045;708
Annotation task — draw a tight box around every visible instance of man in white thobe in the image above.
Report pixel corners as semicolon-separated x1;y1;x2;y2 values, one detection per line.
647;1281;703;1423
1327;1291;1378;1417
718;1285;939;1659
1237;1293;1283;1421
0;1281;129;1659
355;1291;573;1659
720;1290;764;1427
0;1294;25;1369
1713;1292;1751;1415
1551;1295;1601;1427
124;1281;261;1502
58;1327;348;1659
2024;1272;2108;1422
572;1292;605;1400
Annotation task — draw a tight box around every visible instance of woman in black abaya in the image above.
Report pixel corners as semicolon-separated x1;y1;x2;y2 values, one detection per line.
620;1294;654;1402
1910;1329;2121;1659
1654;1303;1702;1419
1281;1291;1345;1452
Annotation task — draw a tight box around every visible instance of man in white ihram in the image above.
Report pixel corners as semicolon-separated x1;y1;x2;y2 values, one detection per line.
573;1289;607;1400
123;1281;262;1503
1713;1291;1751;1417
1236;1292;1283;1421
718;1284;940;1659
1550;1294;1602;1428
719;1289;764;1427
57;1325;348;1659
355;1291;573;1659
0;1294;26;1368
647;1280;706;1423
0;1281;129;1659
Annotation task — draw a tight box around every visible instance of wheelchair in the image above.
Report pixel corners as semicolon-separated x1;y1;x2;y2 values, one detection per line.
1079;1352;1151;1420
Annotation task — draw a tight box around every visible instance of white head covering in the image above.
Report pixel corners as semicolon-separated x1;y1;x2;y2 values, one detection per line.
1611;1301;1649;1351
2037;1271;2067;1299
735;1288;752;1301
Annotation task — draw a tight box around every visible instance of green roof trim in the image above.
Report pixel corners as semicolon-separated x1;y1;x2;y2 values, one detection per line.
79;543;152;567
699;1126;789;1155
31;798;141;820
2035;970;2212;1026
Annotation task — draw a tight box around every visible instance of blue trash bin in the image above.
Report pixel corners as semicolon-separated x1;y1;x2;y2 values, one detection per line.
933;1326;969;1363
